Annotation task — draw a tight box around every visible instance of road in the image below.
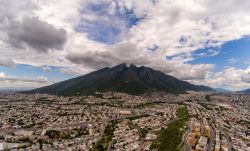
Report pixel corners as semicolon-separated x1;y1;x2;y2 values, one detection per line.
0;113;150;133
226;134;232;151
218;126;232;151
183;131;191;151
206;124;215;151
107;139;114;151
183;119;191;151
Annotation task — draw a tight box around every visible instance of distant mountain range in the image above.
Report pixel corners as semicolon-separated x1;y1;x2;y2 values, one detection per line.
30;64;214;96
237;89;250;94
0;87;34;93
214;88;232;93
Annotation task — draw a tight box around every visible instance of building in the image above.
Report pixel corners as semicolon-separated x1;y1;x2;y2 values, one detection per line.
195;136;208;151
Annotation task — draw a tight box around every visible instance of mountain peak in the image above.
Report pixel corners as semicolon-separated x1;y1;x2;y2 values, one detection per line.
113;63;138;68
112;63;140;71
128;64;137;68
112;63;128;72
115;63;127;67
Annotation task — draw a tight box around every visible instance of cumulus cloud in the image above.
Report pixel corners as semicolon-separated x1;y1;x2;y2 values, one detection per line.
7;17;67;53
0;58;15;67
66;42;142;69
191;66;250;91
66;41;214;80
0;0;38;22
128;0;250;56
0;75;51;88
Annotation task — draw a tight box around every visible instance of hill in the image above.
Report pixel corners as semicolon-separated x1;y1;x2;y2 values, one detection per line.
30;64;214;96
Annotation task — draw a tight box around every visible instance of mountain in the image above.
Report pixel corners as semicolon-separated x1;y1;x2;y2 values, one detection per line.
30;64;214;96
237;89;250;94
214;88;232;93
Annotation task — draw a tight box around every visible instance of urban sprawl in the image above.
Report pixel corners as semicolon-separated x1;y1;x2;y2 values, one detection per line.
0;92;249;151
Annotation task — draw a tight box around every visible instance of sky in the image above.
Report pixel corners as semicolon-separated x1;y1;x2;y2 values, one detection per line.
0;0;250;91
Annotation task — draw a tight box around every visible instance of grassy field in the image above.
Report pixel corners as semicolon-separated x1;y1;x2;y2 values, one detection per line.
150;107;189;151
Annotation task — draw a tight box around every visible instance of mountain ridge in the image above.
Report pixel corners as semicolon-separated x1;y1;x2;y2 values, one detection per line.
30;64;214;96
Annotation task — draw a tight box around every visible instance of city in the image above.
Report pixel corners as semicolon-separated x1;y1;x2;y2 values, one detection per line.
0;92;249;151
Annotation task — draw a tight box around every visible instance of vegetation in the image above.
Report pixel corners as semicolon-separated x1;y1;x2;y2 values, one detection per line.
8;117;16;123
140;128;149;138
150;107;189;151
74;127;89;137
176;107;189;118
92;121;118;151
38;139;52;149
45;128;89;140
45;130;60;139
205;95;212;102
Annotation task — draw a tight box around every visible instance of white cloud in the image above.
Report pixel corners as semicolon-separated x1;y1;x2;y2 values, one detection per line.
191;66;250;91
66;41;215;80
195;49;220;58
59;67;91;75
37;76;48;82
0;74;51;88
128;0;250;57
0;72;6;78
0;72;50;88
42;66;52;72
0;0;38;22
228;58;237;64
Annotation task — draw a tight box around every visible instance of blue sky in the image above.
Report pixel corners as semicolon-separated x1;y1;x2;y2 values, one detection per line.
76;1;143;44
190;37;250;72
1;0;250;90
